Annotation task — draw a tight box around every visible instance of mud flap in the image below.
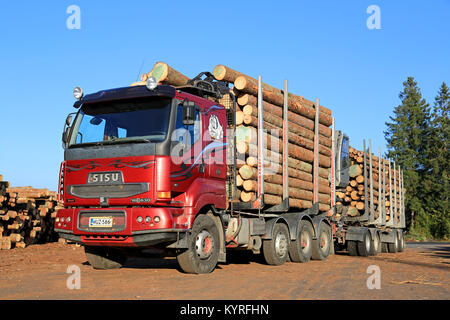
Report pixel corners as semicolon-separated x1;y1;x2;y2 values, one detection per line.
207;212;226;263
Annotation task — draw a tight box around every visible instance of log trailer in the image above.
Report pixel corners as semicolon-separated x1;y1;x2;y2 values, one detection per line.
55;67;406;273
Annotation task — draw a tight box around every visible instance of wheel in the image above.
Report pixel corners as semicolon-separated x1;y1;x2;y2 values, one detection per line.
262;223;290;265
288;220;313;263
369;231;380;256
357;230;371;257
397;231;405;252
388;230;399;253
176;214;220;274
312;223;331;260
347;240;358;256
84;246;127;270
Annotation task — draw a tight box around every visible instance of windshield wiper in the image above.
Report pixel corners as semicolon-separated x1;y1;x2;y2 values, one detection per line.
69;138;152;148
102;138;152;145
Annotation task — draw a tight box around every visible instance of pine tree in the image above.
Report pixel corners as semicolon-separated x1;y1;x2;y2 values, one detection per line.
384;77;432;237
427;82;450;239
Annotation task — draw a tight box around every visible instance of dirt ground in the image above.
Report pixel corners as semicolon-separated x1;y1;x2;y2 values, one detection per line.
0;241;448;300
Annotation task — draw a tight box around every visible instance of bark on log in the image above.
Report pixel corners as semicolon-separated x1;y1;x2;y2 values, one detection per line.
234;76;332;127
147;62;189;86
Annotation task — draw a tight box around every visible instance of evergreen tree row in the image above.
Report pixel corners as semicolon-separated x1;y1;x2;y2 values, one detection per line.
385;78;449;239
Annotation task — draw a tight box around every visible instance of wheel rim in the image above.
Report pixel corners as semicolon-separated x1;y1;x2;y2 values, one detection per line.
195;230;215;259
373;234;379;252
320;230;329;251
301;230;311;253
365;233;371;252
275;232;288;258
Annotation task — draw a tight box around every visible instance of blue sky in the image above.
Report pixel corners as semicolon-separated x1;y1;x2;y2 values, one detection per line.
0;0;448;190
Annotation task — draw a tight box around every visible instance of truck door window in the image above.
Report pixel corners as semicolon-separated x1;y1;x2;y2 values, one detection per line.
173;104;200;150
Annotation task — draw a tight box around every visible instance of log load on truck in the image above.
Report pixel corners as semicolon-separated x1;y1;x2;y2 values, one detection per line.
55;62;406;273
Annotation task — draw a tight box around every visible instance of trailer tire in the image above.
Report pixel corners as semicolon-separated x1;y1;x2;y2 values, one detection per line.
176;214;220;274
288;220;313;263
84;246;127;270
347;240;358;256
369;231;380;256
312;223;331;260
262;223;290;266
397;232;405;252
357;230;371;257
388;230;399;253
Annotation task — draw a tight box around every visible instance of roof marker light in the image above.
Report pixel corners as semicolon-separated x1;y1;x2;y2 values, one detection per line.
73;87;83;100
146;76;158;90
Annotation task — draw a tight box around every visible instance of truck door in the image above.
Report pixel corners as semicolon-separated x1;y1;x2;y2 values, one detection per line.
170;104;202;192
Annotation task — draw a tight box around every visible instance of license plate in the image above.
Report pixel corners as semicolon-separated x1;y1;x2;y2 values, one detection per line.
89;217;113;228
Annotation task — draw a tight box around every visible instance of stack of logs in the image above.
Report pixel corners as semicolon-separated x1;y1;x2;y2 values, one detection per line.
0;174;63;250
138;62;333;211
335;147;402;223
213;65;332;211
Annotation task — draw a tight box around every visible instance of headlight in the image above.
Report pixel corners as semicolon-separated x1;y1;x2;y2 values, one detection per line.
154;216;160;223
66;217;71;223
73;86;83;100
145;216;151;223
145;76;158;90
136;216;143;223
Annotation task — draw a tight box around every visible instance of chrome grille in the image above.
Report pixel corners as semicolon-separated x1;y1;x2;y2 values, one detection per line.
68;183;148;198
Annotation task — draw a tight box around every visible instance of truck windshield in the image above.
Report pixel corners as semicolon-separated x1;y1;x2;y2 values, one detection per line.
69;97;172;147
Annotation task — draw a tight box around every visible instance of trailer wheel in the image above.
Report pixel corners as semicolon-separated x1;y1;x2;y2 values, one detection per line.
357;230;371;257
388;230;399;253
84;246;127;270
288;220;313;263
347;240;358;256
176;214;220;274
312;223;331;260
262;223;290;265
369;231;380;256
397;231;405;252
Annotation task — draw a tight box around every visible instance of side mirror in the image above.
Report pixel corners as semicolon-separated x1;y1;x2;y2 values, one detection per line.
62;127;69;144
65;114;73;127
182;100;196;125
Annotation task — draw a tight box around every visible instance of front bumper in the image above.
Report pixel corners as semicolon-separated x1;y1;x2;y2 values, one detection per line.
55;206;190;247
58;229;186;247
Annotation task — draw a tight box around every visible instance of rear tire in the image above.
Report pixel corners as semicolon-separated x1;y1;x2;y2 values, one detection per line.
84;246;127;270
176;214;220;274
312;223;331;260
388;230;399;253
288;220;313;263
397;231;405;252
357;230;371;257
347;240;358;256
369;231;380;256
262;223;290;265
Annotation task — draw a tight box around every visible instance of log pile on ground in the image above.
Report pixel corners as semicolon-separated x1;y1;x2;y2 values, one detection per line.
335;147;401;222
0;174;63;250
213;64;332;212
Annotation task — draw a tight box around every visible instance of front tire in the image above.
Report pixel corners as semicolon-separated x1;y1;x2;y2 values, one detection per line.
288;220;313;263
262;223;290;265
177;214;220;274
84;246;127;270
312;223;331;260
